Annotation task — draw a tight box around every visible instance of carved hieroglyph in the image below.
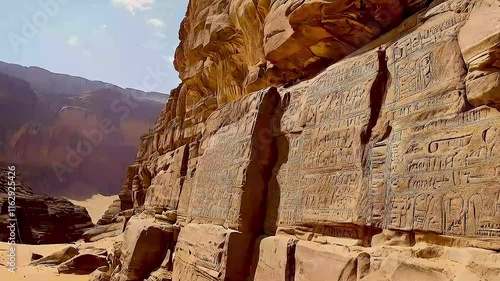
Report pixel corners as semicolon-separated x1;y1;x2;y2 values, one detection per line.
383;107;500;237
185;88;280;232
372;5;500;238
267;49;382;233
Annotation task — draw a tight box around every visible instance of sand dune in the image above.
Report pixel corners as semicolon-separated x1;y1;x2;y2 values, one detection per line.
68;194;119;223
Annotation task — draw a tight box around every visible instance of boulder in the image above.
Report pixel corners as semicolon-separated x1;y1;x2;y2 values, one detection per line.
29;246;79;266
0;168;93;244
110;217;174;281
57;253;108;275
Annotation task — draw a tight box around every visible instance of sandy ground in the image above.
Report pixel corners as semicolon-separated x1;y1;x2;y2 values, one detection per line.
0;194;119;280
68;194;119;223
0;236;119;281
0;242;89;280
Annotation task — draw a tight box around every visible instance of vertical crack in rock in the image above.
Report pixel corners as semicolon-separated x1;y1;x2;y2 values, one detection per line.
362;48;390;165
285;239;298;281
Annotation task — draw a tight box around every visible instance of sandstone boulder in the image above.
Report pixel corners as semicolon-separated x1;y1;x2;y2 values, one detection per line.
57;253;108;275
29;246;79;266
89;266;112;281
110;217;174;281
252;235;298;281
458;0;500;109
173;223;253;281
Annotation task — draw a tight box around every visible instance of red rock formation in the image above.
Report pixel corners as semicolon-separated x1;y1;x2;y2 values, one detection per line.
0;72;166;198
97;0;500;280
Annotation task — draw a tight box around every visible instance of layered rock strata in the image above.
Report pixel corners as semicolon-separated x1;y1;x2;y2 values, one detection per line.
98;0;500;280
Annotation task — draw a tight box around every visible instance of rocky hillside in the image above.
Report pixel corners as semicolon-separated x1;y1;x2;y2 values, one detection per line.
0;61;168;103
0;72;166;198
0;167;93;244
90;0;500;280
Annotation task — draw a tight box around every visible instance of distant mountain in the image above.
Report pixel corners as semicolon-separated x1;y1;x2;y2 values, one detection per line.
0;61;169;103
0;70;166;199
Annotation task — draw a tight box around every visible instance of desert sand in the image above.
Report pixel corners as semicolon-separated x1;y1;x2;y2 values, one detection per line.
0;236;119;281
0;194;119;280
0;242;88;281
68;194;119;223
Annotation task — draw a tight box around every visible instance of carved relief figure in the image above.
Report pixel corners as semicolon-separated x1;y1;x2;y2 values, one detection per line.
390;196;412;229
443;193;465;235
139;162;152;190
482;127;498;158
413;193;442;232
466;193;482;236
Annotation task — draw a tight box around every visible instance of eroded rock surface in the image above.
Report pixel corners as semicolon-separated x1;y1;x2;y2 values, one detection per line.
0;168;93;244
103;0;500;280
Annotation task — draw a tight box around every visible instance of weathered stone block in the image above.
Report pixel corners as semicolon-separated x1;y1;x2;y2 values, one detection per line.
294;241;358;281
110;217;173;281
382;107;500;237
186;88;280;232
267;48;383;232
144;145;188;212
253;235;298;281
172;224;253;281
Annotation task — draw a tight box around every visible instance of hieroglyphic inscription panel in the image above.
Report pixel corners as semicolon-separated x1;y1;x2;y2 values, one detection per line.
384;107;500;237
188;89;277;231
274;50;380;228
369;11;470;229
384;11;468;124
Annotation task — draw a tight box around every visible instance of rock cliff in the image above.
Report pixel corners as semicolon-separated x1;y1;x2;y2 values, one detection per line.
97;0;500;280
0;71;166;198
0;167;93;244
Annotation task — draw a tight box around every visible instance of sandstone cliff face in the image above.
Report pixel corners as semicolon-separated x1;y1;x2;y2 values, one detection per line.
0;167;93;244
99;0;500;280
0;73;165;198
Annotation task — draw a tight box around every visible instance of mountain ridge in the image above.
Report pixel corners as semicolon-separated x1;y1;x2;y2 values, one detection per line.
0;60;169;103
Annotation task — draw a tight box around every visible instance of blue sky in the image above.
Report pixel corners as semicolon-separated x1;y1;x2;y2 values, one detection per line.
0;0;188;94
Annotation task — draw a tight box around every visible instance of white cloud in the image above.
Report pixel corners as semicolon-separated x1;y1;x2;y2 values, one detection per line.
162;55;175;63
154;32;166;38
147;18;165;28
67;35;80;47
112;0;154;15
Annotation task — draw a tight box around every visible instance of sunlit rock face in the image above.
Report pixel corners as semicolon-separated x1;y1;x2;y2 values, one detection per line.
102;0;500;280
175;0;428;108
